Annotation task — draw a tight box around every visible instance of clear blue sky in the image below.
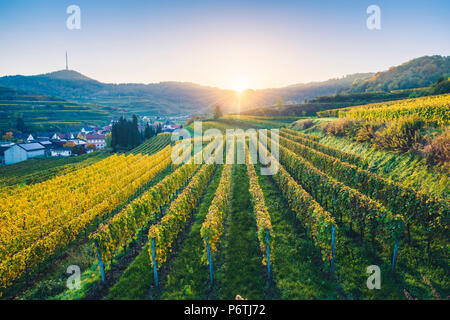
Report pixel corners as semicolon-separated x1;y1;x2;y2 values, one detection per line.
0;0;449;89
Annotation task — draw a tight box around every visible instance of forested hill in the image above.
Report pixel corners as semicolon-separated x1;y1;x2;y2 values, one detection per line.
0;70;235;115
0;70;376;114
0;55;448;115
0;70;371;115
346;55;450;93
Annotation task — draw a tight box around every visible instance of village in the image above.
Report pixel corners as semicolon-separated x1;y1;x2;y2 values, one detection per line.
0;118;183;165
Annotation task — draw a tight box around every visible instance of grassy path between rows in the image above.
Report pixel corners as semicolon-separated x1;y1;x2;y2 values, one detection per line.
217;164;265;299
317;135;449;199
255;166;336;299
54;164;175;300
160;165;224;299
106;165;222;300
258;163;408;299
12;164;175;300
280;134;448;299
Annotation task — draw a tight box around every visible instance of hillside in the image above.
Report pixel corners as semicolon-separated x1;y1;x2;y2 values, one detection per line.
3;117;448;301
242;56;450;117
240;88;432;117
0;85;121;131
237;73;373;109
0;56;448;116
0;70;373;115
0;71;236;115
347;55;450;93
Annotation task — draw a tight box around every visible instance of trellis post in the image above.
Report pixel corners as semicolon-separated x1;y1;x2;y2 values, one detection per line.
391;221;402;272
205;237;214;287
94;240;106;284
331;224;336;274
151;237;158;287
391;240;399;272
266;229;271;286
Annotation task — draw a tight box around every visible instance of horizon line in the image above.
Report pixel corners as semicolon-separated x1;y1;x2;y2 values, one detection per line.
0;53;447;91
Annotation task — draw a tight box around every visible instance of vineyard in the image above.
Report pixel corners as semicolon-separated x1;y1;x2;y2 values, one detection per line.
2;0;450;308
318;93;450;125
0;112;448;300
0;151;107;188
128;133;172;155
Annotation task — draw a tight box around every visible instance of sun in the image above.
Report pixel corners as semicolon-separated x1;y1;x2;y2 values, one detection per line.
233;85;247;94
231;78;250;93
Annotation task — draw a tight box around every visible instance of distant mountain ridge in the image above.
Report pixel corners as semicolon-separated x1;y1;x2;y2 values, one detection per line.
0;70;374;115
41;69;97;81
0;70;234;115
0;55;448;115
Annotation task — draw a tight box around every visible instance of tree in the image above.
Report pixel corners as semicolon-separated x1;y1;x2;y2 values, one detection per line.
429;77;450;95
72;145;86;155
118;116;127;148
2;132;13;141
131;115;141;147
111;122;118;150
213;103;223;119
63;142;76;148
144;123;154;139
77;132;87;141
105;132;112;149
86;143;97;151
111;115;142;151
16;117;25;132
276;97;284;109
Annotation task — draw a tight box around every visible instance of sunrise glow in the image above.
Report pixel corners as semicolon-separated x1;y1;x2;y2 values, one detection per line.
230;78;250;93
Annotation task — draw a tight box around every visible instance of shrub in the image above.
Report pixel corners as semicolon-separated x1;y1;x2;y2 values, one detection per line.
86;143;97;151
355;123;378;143
373;118;425;152
303;119;314;129
292;119;314;130
421;128;450;170
324;118;360;137
63;141;76;148
429;78;450;95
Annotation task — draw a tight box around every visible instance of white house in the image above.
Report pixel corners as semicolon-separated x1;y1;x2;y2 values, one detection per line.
81;127;95;135
50;147;72;157
52;133;75;140
86;134;106;150
18;143;46;159
37;140;55;156
0;144;27;165
51;133;62;140
70;138;87;146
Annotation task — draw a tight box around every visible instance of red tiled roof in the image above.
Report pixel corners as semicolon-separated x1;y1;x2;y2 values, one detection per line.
86;134;106;140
